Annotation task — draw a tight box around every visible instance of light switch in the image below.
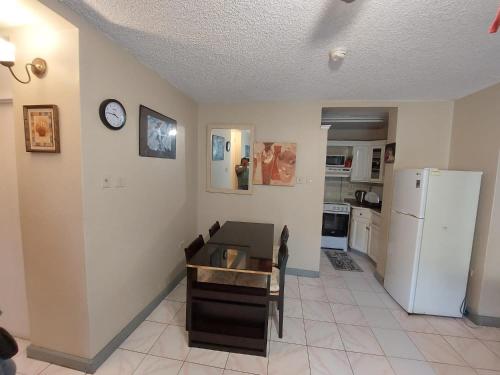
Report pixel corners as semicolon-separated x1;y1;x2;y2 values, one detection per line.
116;176;127;188
102;176;112;188
296;176;305;184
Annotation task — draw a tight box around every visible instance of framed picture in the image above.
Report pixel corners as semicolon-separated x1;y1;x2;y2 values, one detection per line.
139;105;177;159
23;105;60;153
212;135;225;160
385;142;396;164
253;142;297;186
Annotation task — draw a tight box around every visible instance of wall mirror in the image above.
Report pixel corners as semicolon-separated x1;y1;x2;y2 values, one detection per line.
207;124;255;194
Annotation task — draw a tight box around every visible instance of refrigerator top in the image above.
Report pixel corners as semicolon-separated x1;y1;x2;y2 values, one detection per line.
392;169;429;219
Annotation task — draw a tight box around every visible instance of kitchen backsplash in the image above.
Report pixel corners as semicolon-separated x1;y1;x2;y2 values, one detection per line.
324;178;384;203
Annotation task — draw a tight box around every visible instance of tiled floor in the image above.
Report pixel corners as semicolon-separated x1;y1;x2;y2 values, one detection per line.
13;250;500;375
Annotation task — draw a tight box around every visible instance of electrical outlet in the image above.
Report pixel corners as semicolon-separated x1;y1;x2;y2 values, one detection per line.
296;176;305;184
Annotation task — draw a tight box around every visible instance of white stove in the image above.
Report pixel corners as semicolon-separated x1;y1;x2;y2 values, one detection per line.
321;202;350;251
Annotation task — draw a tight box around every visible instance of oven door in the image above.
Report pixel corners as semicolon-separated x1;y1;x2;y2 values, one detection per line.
322;212;349;237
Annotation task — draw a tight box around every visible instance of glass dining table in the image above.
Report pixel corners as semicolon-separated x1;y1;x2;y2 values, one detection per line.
185;221;274;357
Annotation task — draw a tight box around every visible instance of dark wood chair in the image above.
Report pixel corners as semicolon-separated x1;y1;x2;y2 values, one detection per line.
184;234;205;261
273;225;289;266
269;243;289;338
208;221;221;238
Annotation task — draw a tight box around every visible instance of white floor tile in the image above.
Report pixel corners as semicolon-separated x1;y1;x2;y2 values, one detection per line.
166;284;187;302
321;275;348;289
40;364;85;375
283;298;303;318
484;340;500;357
426;317;475;338
270;317;306;345
147;300;183;324
299;284;328;302
372;328;424;360
95;349;145;375
133;355;183;375
407;332;466;366
298;276;323;287
430;363;477;375
149;325;190;360
360;307;401;329
120;321;166;353
337;324;383;355
226;353;268;374
331;304;367;326
179;362;223;375
13;351;51;375
284;283;301;299
388;357;436;375
308;347;352;375
390;311;436;333
444;336;500;371
268;341;310;375
170;303;186;327
351;291;386;308
302;301;335;322
376;293;402;310
304;320;344;350
347;352;395;375
325;288;356;305
186;347;229;368
345;278;374;292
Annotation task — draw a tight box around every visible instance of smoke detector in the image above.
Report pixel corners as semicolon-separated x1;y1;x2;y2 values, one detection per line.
329;48;347;62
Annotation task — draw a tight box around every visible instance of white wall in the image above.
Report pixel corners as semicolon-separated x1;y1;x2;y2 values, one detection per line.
0;70;30;338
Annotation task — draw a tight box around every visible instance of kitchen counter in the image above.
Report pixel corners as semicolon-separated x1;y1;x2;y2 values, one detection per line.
344;198;382;214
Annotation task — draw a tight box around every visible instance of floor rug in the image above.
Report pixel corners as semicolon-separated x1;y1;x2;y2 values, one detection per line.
323;249;363;272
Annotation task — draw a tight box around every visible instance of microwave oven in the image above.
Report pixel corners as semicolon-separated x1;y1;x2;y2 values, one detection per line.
326;155;346;167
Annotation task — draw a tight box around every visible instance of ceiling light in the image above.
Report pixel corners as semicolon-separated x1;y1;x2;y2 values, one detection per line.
0;37;48;84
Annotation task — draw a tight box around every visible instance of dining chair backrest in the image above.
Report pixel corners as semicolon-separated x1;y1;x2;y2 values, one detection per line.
184;235;205;261
277;243;289;289
209;221;221;238
280;225;289;246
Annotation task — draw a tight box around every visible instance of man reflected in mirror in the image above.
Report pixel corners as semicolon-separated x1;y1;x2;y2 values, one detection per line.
235;157;250;190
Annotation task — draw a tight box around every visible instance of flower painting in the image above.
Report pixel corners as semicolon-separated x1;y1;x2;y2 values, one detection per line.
253;142;297;186
139;105;177;159
23;105;60;153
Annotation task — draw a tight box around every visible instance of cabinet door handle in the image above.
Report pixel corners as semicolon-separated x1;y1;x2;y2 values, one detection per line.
366;227;370;231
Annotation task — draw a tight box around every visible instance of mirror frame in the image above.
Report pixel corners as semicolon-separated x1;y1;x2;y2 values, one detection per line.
206;123;255;195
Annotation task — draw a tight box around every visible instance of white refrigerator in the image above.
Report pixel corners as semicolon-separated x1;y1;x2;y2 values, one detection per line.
384;168;482;317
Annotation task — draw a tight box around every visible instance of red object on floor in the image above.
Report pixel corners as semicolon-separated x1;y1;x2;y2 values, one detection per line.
489;8;500;33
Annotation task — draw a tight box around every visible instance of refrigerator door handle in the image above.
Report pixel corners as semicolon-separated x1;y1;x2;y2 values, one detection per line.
393;209;423;220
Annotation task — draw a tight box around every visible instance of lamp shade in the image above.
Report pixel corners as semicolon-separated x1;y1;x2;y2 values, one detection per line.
0;38;15;63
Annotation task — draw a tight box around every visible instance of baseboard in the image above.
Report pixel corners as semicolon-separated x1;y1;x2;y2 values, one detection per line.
286;267;320;278
27;269;186;373
373;270;384;285
467;312;500;328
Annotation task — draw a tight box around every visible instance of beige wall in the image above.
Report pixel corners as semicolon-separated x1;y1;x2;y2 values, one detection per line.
7;13;90;357
449;82;500;318
198;101;454;274
198;102;326;273
0;70;30;337
46;1;199;356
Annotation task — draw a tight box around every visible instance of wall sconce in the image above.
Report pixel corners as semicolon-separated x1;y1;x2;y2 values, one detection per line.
0;38;47;84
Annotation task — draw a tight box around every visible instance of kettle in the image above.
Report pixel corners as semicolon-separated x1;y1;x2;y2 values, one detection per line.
355;190;367;203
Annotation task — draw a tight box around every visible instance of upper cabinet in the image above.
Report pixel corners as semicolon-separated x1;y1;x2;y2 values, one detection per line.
350;142;386;183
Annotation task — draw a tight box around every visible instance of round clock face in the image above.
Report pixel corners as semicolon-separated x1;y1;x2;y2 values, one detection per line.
99;99;126;130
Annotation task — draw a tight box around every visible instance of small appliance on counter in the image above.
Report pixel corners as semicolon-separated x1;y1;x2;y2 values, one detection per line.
364;191;380;204
355;190;367;203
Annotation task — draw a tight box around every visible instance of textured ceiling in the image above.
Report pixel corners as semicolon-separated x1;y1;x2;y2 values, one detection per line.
61;0;500;103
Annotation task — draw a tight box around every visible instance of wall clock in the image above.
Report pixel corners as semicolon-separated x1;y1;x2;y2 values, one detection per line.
99;99;126;130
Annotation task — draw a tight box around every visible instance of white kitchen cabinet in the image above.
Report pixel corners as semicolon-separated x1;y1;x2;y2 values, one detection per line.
368;221;381;263
351;143;386;183
349;209;370;253
350;208;381;262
